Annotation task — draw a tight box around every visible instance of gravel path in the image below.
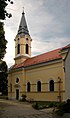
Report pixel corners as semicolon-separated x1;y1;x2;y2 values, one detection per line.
0;99;53;118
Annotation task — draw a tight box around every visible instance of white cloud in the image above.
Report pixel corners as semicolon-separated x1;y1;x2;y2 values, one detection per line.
3;26;15;67
32;36;70;56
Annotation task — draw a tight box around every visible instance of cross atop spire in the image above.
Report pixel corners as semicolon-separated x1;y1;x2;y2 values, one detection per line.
22;7;24;14
17;8;29;36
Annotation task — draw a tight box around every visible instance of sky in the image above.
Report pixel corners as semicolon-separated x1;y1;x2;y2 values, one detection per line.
4;0;70;67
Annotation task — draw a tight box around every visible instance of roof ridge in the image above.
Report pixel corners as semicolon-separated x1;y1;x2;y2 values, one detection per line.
61;43;70;50
27;47;61;60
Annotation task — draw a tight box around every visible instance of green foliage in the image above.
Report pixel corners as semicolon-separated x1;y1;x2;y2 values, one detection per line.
55;100;70;116
0;0;13;59
0;61;8;72
32;101;59;110
0;61;8;95
57;102;66;110
0;22;7;60
56;109;64;116
48;102;58;108
48;102;54;107
20;94;27;102
0;0;13;20
32;102;39;110
0;95;8;100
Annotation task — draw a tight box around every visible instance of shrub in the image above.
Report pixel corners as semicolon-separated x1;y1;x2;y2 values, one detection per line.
0;95;8;100
55;99;70;116
32;102;39;110
48;102;58;108
32;101;59;110
48;102;54;107
20;94;26;102
56;109;64;116
57;102;66;110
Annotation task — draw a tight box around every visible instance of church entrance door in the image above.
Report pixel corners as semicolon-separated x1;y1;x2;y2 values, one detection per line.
16;89;19;100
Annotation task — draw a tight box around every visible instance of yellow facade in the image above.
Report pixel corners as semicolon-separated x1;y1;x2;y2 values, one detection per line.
8;59;65;101
25;60;65;101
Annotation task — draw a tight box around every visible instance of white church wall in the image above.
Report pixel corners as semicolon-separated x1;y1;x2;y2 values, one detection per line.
65;49;70;100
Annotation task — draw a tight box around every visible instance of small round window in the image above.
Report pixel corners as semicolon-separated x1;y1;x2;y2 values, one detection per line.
26;38;28;40
16;78;19;83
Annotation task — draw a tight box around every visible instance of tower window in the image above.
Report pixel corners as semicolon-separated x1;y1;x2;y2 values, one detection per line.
26;38;28;41
26;44;29;54
17;44;20;54
49;80;54;91
10;83;12;92
37;81;41;92
27;82;30;92
18;38;19;40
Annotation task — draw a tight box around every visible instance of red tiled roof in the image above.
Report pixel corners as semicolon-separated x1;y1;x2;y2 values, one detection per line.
12;48;62;69
12;62;25;69
11;44;70;70
25;48;62;67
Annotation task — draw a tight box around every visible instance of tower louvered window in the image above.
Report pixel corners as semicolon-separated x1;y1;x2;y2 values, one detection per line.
26;44;29;54
10;83;12;92
17;44;20;54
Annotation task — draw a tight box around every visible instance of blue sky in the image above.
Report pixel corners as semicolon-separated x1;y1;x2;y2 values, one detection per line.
4;0;70;67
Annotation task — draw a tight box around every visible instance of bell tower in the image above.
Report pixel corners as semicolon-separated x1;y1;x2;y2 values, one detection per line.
14;9;32;64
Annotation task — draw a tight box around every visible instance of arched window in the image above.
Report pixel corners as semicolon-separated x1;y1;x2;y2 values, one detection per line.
37;81;41;92
27;82;30;92
49;80;54;91
10;83;12;92
26;44;29;54
17;44;20;54
16;78;19;83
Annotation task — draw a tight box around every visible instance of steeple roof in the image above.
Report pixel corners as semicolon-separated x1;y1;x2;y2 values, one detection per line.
17;10;29;36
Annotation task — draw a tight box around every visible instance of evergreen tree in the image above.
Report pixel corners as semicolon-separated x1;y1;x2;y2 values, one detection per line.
0;22;7;60
0;0;13;95
0;0;13;20
0;0;13;60
0;61;8;95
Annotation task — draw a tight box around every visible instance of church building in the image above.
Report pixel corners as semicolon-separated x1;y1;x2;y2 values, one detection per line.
8;10;70;102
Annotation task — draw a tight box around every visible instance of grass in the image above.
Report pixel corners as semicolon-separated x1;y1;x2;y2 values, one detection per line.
0;95;8;100
0;106;5;110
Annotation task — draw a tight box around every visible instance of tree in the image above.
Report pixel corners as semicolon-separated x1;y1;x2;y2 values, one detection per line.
0;0;13;95
0;0;13;20
0;0;13;60
0;22;7;60
0;61;8;95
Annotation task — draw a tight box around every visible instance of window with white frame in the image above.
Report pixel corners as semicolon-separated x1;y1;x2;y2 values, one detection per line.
27;82;30;92
37;81;41;92
49;80;54;91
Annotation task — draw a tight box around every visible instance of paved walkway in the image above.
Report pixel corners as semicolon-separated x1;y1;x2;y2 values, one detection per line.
0;99;53;118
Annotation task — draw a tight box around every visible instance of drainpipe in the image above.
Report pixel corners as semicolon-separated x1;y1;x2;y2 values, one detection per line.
58;77;61;102
24;69;26;96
